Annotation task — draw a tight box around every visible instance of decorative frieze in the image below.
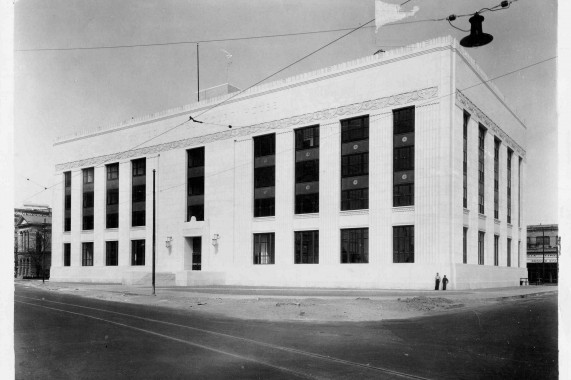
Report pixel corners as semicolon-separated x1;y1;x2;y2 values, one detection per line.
456;90;526;158
56;87;439;171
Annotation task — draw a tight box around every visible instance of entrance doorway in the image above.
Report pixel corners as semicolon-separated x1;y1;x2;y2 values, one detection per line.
184;236;202;271
191;237;201;271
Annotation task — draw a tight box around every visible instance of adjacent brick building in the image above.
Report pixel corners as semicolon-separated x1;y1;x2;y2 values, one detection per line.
15;206;52;278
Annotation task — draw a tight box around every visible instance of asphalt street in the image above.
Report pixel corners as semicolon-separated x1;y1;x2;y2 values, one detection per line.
15;285;557;379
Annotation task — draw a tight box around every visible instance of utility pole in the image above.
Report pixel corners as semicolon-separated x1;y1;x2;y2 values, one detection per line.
541;225;545;284
152;169;156;296
197;43;200;102
42;221;46;284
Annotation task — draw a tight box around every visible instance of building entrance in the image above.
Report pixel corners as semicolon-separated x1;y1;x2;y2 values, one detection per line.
184;236;202;271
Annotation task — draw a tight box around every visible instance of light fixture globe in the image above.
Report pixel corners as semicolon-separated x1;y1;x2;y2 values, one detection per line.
460;12;494;48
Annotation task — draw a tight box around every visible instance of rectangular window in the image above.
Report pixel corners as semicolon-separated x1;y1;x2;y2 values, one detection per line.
341;115;369;143
63;243;71;266
106;163;119;229
341;228;368;263
83;168;94;184
463;227;468;264
253;233;275;264
295;193;319;215
463;111;469;208
507;149;513;224
83;191;94;208
295;160;319;183
64;171;72;232
187;147;205;222
518;158;522;226
295;230;319;264
106;189;119;205
107;163;119;180
187;176;205;195
295;125;319;150
341;116;369;211
518;241;521;267
494;235;499;266
341;188;369;211
254;134;275;217
131;240;145;266
106;241;118;266
507;238;512;267
82;242;93;266
132;158;146;177
132;158;146;227
478;126;486;214
478;231;485;265
393;106;415;207
494;139;500;219
82;168;94;231
254;167;275;188
393;226;414;263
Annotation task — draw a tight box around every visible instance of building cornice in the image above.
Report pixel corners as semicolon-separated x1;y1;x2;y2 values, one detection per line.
55;86;438;171
456;90;526;158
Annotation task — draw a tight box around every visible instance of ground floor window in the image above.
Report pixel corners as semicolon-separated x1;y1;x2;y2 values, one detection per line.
494;235;499;266
131;239;145;266
63;243;71;266
106;241;118;266
478;231;485;265
253;233;275;264
507;238;512;267
294;230;319;264
341;228;368;263
393;225;414;263
463;227;468;264
82;242;93;266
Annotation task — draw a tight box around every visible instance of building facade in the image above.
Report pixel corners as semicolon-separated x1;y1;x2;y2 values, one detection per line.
15;207;52;279
526;224;559;283
50;37;527;289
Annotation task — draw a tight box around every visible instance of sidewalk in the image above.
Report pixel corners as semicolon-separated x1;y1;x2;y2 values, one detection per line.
15;280;557;322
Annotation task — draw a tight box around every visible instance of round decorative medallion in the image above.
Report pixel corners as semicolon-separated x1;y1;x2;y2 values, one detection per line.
402;136;408;143
353;144;358;150
353;179;358;185
263;190;268;195
263;158;268;163
305;152;311;157
305;185;311;190
402;174;407;180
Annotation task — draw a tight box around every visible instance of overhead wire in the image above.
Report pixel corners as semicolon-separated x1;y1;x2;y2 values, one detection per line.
154;55;557;197
20;17;377;202
20;0;526;202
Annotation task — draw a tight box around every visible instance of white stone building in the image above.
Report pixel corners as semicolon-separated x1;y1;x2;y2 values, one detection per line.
50;37;527;289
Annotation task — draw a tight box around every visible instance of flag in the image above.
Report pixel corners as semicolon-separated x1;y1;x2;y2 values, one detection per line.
375;0;419;33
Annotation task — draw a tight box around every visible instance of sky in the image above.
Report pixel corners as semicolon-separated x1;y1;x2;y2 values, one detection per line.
13;0;558;224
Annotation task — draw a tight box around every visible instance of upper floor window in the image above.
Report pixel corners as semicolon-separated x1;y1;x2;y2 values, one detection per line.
393;106;415;135
132;158;146;177
188;147;205;168
64;171;72;188
83;168;94;184
254;134;275;158
341;116;369;143
107;163;119;180
295;125;319;150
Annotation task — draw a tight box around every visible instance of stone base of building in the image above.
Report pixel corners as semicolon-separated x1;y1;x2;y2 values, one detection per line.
50;264;527;290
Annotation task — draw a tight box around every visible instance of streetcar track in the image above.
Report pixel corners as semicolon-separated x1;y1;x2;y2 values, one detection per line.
16;293;431;380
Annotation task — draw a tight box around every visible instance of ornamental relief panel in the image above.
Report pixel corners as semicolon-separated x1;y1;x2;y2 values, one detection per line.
456;90;526;158
56;86;438;171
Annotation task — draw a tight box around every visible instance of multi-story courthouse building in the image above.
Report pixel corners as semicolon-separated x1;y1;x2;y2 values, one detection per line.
50;37;527;289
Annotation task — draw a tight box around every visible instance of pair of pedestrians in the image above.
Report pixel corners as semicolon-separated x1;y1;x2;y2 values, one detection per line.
434;273;449;290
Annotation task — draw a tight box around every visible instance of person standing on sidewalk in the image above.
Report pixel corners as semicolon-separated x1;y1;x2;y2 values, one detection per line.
442;275;449;290
434;273;441;290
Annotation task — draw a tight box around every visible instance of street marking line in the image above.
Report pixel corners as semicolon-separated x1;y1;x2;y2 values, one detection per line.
15;300;315;380
16;294;431;380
